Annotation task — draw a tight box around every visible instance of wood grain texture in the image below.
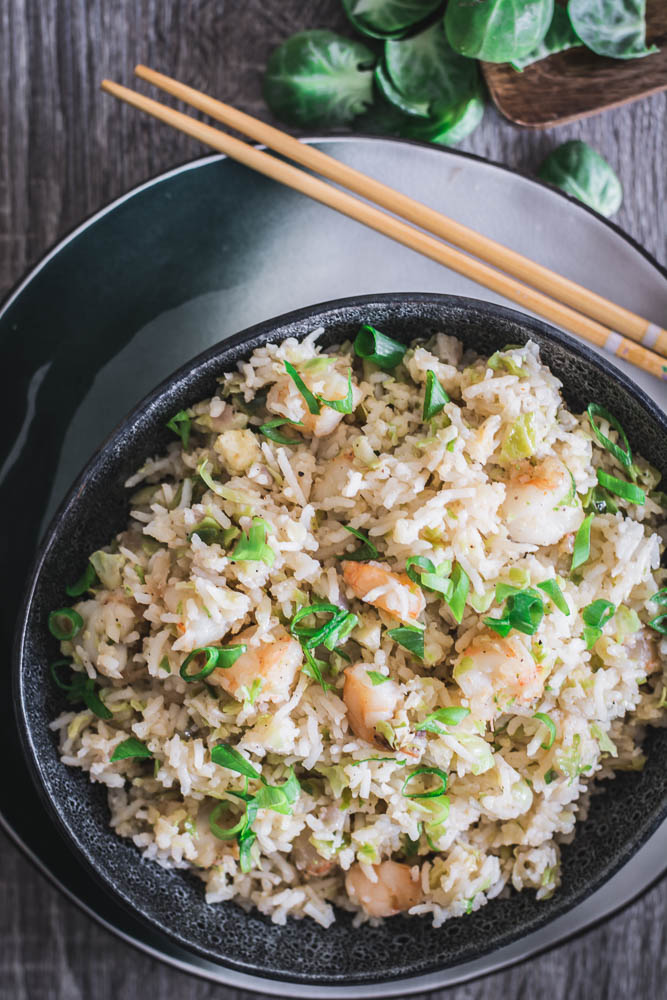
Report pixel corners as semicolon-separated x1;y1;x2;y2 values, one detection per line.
1;2;666;998
482;0;667;128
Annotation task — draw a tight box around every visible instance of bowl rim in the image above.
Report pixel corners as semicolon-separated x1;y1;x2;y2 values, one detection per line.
12;290;667;985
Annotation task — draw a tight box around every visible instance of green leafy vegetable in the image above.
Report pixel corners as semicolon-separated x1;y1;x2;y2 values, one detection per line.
110;737;153;762
338;525;379;562
423;370;450;420
263;30;375;128
180;645;246;682
583;484;618;516
568;0;658;61
447;563;470;623
50;660;112;720
367;670;390;685
501;412;536;461
537;579;570;615
301;647;333;691
65;563;98;598
353;324;406;370
596;469;645;505
290;603;358;651
571;513;594;572
48;608;84;641
387;624;425;660
538;141;623;218
415;705;470;734
230;517;275;565
166;409;191;449
532;712;556;749
401;765;448;799
380;20;484;145
258;417;303;444
342;0;441;39
511;5;580;70
445;0;554;62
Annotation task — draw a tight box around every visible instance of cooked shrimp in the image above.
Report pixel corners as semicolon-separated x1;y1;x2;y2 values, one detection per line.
454;631;546;719
342;561;425;623
343;662;401;745
267;367;361;438
291;830;335;878
625;628;660;675
214;428;261;475
500;456;583;547
208;625;302;704
345;860;423;917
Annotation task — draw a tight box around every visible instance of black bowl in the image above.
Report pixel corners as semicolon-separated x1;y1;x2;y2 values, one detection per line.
14;293;667;986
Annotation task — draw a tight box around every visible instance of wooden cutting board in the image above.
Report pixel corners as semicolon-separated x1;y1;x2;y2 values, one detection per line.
482;0;667;128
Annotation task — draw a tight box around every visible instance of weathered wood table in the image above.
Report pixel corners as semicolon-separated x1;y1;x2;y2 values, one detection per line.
1;2;665;998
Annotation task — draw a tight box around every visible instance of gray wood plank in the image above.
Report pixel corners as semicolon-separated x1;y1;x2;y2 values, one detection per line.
1;2;666;998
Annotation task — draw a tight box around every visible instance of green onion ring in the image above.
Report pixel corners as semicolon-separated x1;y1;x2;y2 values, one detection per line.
48;608;84;641
401;766;448;799
532;712;556;750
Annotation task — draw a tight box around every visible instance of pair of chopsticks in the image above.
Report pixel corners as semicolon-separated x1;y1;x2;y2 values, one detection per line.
102;67;667;381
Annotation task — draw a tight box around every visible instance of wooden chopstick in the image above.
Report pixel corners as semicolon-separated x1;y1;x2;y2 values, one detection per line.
135;64;667;360
101;78;667;382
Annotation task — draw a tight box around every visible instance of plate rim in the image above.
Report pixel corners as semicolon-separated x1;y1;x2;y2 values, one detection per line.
2;135;667;994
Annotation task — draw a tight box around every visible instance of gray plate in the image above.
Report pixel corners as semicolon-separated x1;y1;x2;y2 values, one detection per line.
1;136;666;995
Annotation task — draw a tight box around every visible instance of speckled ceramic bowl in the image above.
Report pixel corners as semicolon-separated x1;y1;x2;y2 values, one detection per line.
14;294;667;986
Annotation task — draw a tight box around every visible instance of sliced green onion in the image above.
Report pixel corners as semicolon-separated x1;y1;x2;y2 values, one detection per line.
301;648;332;691
65;563;98;597
48;608;84;641
386;625;424;660
110;737;153;762
209;800;248;840
423;371;450;421
584;484;618;515
405;556;453;599
211;742;261;780
180;647;221;682
583;625;602;649
216;645;247;669
290;603;357;651
537;579;570;616
532;712;556;750
650;589;667;606
544;768;557;785
284;361;321;414
319;368;355;414
258;417;303;444
401;766;448;800
180;645;246;682
49;661;112;720
238;828;256;872
415;706;470;734
230;517;275;565
188;516;226;545
337;525;379;562
353;324;406;371
366;670;389;685
484;588;544;637
571;513;594;572
596;469;645;505
587;403;633;473
648;614;667;635
447;564;469;624
166;409;191;449
582;599;616;629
